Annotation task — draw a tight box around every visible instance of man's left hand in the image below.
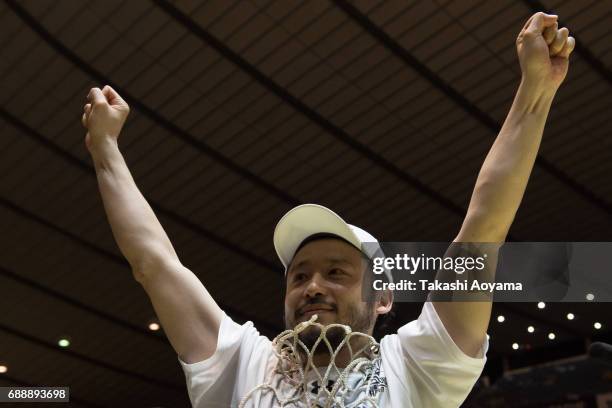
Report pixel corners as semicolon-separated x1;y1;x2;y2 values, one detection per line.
516;12;575;91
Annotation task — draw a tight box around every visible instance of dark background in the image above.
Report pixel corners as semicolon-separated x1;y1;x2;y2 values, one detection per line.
0;0;610;406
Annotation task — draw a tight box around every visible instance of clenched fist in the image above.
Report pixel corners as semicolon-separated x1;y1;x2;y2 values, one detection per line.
516;12;575;91
82;85;130;154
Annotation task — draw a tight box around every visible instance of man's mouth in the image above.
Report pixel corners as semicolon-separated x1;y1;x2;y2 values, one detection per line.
302;309;332;317
299;305;335;319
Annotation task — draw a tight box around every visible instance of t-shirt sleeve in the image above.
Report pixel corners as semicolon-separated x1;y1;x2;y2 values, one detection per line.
395;301;489;406
177;312;267;408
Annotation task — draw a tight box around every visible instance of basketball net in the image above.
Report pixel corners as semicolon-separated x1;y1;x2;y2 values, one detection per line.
238;314;382;408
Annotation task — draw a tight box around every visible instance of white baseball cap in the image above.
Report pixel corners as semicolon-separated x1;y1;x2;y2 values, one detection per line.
273;204;392;283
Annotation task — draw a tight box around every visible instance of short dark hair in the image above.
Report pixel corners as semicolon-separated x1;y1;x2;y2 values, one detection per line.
293;233;359;259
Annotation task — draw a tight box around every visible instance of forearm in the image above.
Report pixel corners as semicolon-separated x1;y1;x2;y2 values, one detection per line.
91;138;178;270
463;78;556;240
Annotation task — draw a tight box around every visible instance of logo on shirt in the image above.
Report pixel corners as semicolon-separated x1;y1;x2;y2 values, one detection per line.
364;358;388;397
308;359;388;407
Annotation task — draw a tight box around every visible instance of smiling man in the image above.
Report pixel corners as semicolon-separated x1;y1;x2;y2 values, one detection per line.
83;11;574;407
284;238;375;348
277;209;394;371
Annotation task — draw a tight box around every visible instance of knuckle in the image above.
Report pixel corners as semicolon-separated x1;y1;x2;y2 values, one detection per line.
523;31;536;39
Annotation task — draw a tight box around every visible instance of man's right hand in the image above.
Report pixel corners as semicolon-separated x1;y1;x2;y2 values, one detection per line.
82;85;130;154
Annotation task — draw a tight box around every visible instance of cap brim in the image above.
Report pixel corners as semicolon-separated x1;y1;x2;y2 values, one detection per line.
273;204;360;271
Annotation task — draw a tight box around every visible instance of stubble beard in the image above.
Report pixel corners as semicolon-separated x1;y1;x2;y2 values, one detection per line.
286;302;375;354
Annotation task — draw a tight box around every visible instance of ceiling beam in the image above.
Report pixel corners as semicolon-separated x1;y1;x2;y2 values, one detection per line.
0;107;283;338
153;0;471;219
0;323;184;390
333;0;612;217
4;0;299;208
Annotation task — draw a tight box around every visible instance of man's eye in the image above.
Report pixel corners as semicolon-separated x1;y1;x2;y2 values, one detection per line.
294;273;306;281
329;268;343;275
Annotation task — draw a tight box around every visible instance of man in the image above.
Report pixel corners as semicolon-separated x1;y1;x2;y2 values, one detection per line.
82;12;574;407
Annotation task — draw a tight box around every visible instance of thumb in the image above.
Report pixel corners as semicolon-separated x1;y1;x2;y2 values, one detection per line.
87;87;107;106
526;12;558;35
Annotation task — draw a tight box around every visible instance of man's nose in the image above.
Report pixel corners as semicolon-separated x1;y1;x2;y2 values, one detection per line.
304;272;327;297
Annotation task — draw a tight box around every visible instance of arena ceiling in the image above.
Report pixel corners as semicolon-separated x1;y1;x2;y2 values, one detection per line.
1;0;610;406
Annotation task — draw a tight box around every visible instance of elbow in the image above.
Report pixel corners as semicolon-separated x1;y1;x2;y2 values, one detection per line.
131;250;181;284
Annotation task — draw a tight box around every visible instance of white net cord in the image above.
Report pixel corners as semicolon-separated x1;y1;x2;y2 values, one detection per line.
239;314;383;408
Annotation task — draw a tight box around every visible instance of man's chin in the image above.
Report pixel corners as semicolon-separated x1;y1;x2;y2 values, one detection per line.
297;322;347;351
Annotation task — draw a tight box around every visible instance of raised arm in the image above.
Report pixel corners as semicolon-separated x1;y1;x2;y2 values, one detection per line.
433;12;576;357
83;86;223;363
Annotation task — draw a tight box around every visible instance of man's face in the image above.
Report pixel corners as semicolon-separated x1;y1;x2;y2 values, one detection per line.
284;238;376;348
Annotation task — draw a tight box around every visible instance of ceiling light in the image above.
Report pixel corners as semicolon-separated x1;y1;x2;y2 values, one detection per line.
586;293;594;301
497;315;505;323
527;326;535;333
0;365;7;373
566;313;574;320
594;322;602;330
537;302;546;309
148;322;160;331
58;338;70;348
548;332;556;340
512;343;519;350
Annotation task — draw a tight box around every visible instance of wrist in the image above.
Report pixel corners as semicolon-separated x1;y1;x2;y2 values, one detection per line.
516;77;557;114
89;137;120;170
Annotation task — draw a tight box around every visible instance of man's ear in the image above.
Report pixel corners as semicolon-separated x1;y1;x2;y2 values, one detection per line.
376;290;393;315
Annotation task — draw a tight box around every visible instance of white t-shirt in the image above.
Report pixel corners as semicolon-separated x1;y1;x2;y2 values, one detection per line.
178;302;488;407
